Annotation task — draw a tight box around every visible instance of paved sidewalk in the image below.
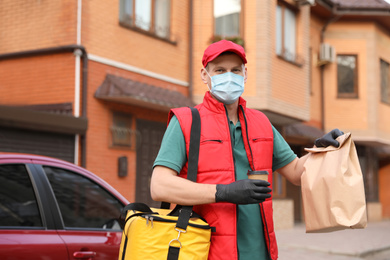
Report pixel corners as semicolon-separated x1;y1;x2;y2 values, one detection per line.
275;220;390;260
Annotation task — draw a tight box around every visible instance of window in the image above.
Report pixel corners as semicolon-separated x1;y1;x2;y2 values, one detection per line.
111;112;134;148
214;0;241;38
0;164;42;227
272;172;286;198
337;55;358;98
44;166;123;230
119;0;171;39
276;3;297;63
380;59;390;104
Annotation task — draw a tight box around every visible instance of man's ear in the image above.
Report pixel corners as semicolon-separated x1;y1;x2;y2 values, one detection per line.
244;67;248;83
200;68;208;84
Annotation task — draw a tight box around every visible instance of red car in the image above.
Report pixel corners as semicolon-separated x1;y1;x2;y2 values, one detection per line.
0;153;129;260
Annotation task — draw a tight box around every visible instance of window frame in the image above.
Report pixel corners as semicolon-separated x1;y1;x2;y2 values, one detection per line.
276;1;301;66
110;112;134;149
0;164;43;228
119;0;173;43
213;0;244;40
380;58;390;105
272;171;286;199
43;165;124;231
337;54;359;99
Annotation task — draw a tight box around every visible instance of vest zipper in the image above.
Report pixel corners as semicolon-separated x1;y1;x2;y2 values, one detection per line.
260;203;273;260
224;105;239;259
142;215;213;230
223;105;236;179
239;105;256;171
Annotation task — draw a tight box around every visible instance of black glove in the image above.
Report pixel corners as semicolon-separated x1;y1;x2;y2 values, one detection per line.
215;179;272;205
314;129;344;148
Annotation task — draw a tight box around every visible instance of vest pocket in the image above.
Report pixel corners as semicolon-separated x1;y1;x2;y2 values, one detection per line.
198;139;230;175
250;137;273;166
252;137;272;142
202;139;223;144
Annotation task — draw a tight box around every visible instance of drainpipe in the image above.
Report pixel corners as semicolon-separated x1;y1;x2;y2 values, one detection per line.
319;14;341;131
75;0;83;166
0;45;88;167
188;0;193;101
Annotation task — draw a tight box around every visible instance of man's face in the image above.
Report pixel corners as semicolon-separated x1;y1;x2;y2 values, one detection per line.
201;53;247;87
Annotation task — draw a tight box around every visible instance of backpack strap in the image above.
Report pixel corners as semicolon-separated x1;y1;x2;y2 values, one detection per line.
167;107;201;260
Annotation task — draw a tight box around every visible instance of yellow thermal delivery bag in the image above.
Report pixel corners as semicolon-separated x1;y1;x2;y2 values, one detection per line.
118;203;212;260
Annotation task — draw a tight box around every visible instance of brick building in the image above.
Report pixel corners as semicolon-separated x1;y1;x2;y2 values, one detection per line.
1;0;390;227
0;0;193;205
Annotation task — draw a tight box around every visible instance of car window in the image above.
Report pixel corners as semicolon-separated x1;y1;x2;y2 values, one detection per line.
0;164;42;227
43;166;123;230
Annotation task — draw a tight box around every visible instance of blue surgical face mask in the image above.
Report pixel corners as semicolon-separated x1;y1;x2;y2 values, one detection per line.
204;69;245;105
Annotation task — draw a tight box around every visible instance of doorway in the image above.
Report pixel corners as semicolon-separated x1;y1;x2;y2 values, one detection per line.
135;119;166;207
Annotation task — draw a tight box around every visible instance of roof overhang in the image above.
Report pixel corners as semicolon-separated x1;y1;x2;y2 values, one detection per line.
0;105;88;134
284;122;324;144
261;110;303;126
312;0;390;30
95;74;194;112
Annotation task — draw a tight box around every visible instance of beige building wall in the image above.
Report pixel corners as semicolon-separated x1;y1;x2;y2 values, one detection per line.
379;163;390;219
322;22;390;145
324;37;369;131
377;26;390;140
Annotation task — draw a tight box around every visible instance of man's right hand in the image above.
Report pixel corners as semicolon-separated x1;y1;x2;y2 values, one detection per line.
215;179;272;204
314;129;344;148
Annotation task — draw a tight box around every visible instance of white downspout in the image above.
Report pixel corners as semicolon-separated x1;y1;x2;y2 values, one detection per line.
74;0;82;165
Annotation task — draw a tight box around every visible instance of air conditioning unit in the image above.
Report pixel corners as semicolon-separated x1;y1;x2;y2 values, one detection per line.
319;43;335;64
294;0;316;6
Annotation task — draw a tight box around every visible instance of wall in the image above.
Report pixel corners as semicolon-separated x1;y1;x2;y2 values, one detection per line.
268;3;311;121
308;15;326;129
273;199;294;230
192;0;214;100
379;163;390;219
0;0;77;53
376;26;390;141
0;54;75;106
323;22;383;136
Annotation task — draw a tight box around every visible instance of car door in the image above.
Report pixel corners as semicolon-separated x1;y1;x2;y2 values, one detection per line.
37;164;125;260
0;162;68;260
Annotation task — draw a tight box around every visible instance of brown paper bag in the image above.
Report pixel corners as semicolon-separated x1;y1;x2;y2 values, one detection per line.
301;132;367;233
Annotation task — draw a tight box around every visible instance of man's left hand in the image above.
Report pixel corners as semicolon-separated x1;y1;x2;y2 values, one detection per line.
314;129;344;148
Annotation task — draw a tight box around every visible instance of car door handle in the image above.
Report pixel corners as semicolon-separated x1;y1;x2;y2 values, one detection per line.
73;251;96;259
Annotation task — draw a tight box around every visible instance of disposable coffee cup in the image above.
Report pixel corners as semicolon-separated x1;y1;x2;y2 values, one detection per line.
247;170;269;181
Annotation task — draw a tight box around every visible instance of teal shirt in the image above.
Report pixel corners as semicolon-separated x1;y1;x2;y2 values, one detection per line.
154;116;296;260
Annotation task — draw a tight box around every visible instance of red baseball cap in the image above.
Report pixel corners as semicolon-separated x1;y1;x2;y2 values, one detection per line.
202;40;247;67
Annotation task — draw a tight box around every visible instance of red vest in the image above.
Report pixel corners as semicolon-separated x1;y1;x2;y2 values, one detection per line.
168;92;278;260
